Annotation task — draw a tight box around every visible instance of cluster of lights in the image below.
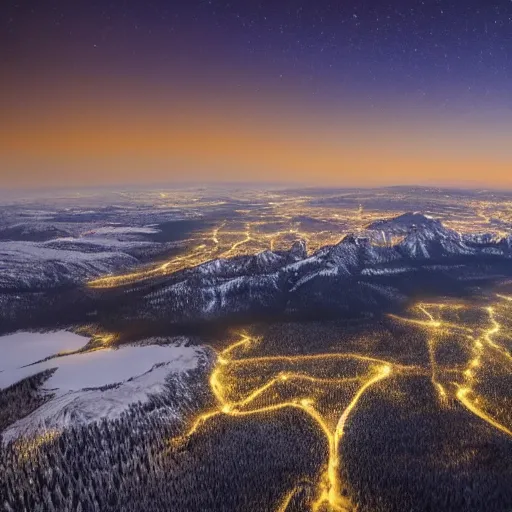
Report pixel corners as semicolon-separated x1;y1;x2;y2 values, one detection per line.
87;200;404;289
89;195;512;290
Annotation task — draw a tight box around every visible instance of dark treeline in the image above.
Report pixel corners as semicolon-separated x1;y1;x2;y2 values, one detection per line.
0;369;56;432
0;388;324;511
3;373;511;512
0;364;213;512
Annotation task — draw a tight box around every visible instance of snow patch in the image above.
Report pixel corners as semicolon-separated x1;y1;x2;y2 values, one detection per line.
1;343;206;443
361;267;414;276
0;343;201;391
0;331;89;372
86;226;160;236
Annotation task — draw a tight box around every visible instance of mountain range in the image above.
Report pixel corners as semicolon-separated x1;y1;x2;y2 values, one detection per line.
2;212;512;331
117;213;512;324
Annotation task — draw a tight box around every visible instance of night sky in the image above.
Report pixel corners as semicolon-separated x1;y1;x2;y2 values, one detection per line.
1;0;512;188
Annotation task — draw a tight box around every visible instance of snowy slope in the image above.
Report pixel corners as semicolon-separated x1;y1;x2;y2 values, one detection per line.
1;342;208;443
0;331;89;371
136;213;512;322
0;222;163;290
0;241;138;289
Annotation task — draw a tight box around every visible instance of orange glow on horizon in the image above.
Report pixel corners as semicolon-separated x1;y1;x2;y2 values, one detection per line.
1;86;511;189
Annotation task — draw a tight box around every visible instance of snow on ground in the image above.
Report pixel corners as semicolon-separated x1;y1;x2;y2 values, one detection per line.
1;342;207;443
0;223;163;289
86;226;160;236
0;240;138;289
0;331;90;371
0;241;128;262
43;236;155;249
0;343;202;391
48;344;201;390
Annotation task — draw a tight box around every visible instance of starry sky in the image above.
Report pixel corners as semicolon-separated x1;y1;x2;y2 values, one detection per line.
1;0;512;189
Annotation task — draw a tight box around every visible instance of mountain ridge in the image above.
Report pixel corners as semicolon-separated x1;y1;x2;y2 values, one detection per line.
2;212;512;332
129;212;512;324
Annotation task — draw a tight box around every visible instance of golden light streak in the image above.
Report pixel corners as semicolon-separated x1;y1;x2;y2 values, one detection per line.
220;332;253;359
312;365;392;512
176;331;394;512
393;300;512;438
221;222;253;257
417;304;437;324
88;244;211;288
456;387;512;438
482;307;512;363
182;410;222;439
276;487;300;512
388;313;473;333
416;305;448;402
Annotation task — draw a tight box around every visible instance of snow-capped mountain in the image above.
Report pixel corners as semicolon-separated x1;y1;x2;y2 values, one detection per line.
396;226;473;260
462;233;498;246
107;213;511;321
0;241;139;290
0;225;163;290
368;212;443;233
3;212;512;330
367;212;473;259
129;213;512;323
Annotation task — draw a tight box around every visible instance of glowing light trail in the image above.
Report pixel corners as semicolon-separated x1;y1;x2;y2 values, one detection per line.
177;332;395;512
276;488;299;512
312;365;391;512
456;387;512;438
418;304;447;401
390;300;512;438
483;307;512;363
179;296;512;510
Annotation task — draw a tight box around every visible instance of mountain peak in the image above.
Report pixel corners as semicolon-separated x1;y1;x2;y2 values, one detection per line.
289;239;307;260
368;212;440;230
341;233;370;245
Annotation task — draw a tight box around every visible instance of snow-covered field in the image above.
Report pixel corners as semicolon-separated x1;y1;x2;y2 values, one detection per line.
0;332;207;443
0;340;202;391
86;226;160;236
0;331;89;371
